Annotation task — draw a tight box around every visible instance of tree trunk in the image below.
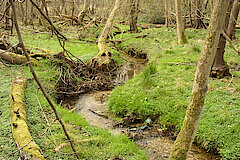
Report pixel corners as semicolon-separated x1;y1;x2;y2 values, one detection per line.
169;0;230;159
165;0;170;27
98;0;120;56
129;0;140;33
227;0;240;40
87;0;120;71
211;0;234;78
175;0;187;44
194;0;206;29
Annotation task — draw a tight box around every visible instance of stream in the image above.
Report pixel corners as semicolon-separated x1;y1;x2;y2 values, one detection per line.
71;60;220;160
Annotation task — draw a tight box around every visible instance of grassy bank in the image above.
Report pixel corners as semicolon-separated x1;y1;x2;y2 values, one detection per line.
108;28;240;159
0;29;146;159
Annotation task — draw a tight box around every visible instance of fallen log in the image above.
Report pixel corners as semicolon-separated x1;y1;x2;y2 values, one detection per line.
10;77;45;160
0;49;37;65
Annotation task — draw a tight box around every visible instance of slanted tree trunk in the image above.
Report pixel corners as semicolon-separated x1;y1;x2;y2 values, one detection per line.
129;0;140;33
227;0;240;40
175;0;187;44
169;0;230;159
78;0;90;24
211;0;234;78
98;0;120;55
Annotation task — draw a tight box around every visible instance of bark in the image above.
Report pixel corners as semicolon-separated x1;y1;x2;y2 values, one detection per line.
0;49;37;65
175;0;187;44
129;0;140;33
10;77;45;160
165;0;170;27
211;0;234;78
194;0;206;29
169;0;230;159
87;0;120;72
97;0;120;57
227;0;240;40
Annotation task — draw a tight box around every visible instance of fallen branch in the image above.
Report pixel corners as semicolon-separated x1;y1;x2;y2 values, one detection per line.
0;49;37;65
10;77;45;160
165;62;196;66
88;109;109;119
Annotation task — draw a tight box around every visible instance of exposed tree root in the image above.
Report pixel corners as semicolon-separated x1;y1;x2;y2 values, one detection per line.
10;77;45;160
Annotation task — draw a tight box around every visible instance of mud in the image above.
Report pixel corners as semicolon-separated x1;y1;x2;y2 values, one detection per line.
73;92;221;160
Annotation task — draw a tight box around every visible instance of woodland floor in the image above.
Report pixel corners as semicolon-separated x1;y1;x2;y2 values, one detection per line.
0;25;240;159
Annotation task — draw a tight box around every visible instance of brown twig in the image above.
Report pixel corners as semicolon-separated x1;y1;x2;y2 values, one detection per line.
54;138;100;152
9;0;80;159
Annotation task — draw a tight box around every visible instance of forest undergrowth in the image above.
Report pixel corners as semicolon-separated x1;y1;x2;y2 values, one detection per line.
0;26;239;159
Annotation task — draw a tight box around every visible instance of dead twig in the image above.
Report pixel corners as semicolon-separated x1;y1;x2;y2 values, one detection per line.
54;138;101;152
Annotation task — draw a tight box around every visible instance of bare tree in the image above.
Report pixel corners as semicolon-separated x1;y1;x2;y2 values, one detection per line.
194;0;206;29
170;0;230;159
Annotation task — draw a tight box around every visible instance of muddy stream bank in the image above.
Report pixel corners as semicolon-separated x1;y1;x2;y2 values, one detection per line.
65;60;220;160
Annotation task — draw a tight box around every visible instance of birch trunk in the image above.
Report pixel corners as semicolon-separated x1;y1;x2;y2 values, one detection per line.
170;0;230;159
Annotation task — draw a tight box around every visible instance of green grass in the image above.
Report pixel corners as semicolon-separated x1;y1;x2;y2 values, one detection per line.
0;66;22;159
0;27;147;159
0;58;146;159
108;28;240;159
